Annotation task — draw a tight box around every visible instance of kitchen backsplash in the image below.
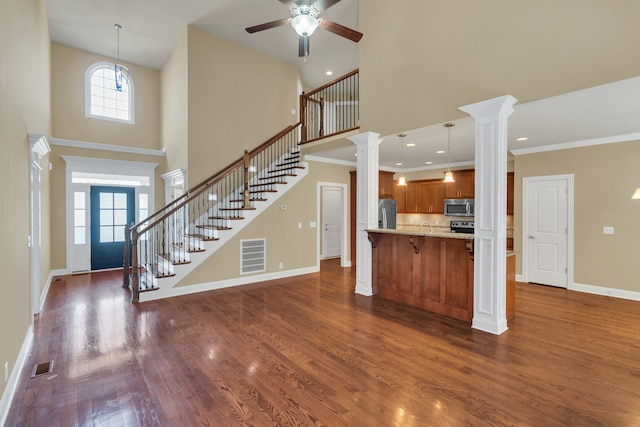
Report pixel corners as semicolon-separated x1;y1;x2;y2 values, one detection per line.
397;213;514;236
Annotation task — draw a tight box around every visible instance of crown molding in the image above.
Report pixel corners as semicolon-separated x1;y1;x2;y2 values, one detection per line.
51;137;166;157
510;132;640;156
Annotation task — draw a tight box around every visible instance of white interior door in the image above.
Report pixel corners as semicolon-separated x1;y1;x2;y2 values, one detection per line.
322;186;342;259
525;176;569;287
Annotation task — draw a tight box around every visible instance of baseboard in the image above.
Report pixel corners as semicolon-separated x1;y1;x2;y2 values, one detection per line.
516;274;525;282
140;266;320;302
39;269;66;313
0;325;34;427
571;282;640;302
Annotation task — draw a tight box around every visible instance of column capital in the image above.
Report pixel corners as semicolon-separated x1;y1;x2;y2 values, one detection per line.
459;95;518;121
347;131;382;147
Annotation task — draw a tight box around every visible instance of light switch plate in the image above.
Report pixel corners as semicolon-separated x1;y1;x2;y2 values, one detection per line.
309;221;317;228
603;226;614;235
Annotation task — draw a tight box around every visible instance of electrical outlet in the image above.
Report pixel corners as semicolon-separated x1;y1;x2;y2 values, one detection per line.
278;262;283;269
298;222;302;229
4;362;8;383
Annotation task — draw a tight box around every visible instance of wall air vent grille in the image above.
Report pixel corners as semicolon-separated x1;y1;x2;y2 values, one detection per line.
241;238;266;274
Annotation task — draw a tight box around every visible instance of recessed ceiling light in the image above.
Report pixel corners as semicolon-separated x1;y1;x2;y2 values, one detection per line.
326;71;333;76
406;143;415;147
354;153;357;156
425;161;432;165
436;150;445;154
395;162;403;166
516;137;528;142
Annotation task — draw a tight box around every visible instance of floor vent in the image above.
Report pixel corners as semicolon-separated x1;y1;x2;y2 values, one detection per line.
31;361;53;378
241;238;266;274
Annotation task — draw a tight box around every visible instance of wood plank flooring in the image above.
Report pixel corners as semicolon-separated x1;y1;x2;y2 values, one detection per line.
6;260;640;426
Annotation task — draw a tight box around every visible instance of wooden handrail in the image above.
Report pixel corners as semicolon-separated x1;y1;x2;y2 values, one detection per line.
131;123;302;237
304;69;359;98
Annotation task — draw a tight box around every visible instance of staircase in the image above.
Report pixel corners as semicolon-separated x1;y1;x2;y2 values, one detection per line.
123;69;359;303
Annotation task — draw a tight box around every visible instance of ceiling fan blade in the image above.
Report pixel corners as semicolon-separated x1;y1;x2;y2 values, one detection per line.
319;19;363;42
279;0;300;7
299;35;310;57
245;18;290;34
312;0;341;12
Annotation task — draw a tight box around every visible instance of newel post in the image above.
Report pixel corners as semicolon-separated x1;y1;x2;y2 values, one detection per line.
300;92;307;143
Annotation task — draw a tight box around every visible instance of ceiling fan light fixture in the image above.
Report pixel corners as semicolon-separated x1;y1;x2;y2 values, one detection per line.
291;7;319;36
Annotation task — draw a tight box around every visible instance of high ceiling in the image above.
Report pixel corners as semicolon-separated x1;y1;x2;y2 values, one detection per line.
45;0;359;89
44;0;640;171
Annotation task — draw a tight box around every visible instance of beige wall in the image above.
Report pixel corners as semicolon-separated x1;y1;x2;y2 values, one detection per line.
161;29;189;175
186;27;300;185
51;43;162;149
0;0;51;402
177;161;351;286
359;0;640;137
515;140;640;292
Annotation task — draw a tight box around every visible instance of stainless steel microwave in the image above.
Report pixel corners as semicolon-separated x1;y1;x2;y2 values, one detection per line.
444;198;475;217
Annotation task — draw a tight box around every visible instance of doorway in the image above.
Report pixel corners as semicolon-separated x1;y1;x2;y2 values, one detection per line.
522;174;574;288
90;186;135;270
317;182;348;267
322;186;342;259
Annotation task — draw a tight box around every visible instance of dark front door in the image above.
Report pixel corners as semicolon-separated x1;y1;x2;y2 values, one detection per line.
90;186;135;271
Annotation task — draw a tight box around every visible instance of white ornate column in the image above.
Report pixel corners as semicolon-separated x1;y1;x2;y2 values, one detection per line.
347;131;382;295
459;95;517;335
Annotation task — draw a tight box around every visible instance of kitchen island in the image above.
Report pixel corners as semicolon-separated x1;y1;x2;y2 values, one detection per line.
367;229;515;323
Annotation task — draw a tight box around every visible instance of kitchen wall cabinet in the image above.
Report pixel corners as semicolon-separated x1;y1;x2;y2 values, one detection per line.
379;171;396;199
445;170;474;199
417;182;445;214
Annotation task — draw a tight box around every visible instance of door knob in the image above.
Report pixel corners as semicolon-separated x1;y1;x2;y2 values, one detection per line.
529;235;535;239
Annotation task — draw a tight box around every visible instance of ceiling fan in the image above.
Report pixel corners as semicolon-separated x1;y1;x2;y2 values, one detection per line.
245;0;363;57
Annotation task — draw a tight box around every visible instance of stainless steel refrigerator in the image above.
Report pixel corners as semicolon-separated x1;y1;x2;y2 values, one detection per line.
378;199;397;229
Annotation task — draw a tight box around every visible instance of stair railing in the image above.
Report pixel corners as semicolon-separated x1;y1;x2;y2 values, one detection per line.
300;69;359;144
124;123;301;303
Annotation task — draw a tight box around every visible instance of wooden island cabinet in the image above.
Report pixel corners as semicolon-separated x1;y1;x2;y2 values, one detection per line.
367;231;474;322
367;230;516;323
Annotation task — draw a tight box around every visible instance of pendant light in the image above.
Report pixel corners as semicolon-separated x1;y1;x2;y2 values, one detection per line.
397;133;407;186
113;24;129;92
632;188;640;199
443;123;456;183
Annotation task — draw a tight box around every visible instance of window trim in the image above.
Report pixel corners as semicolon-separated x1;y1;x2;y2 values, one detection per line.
85;61;135;124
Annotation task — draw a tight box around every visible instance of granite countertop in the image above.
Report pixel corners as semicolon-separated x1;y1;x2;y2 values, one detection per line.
366;228;474;240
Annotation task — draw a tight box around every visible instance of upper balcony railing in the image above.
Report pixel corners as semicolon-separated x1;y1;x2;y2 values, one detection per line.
300;69;359;144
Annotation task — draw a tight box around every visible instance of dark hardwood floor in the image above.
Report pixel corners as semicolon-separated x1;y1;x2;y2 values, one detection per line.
6;259;640;426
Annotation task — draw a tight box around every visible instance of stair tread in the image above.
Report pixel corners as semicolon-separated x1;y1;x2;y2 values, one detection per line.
229;198;264;203
172;242;206;253
148;263;175;279
250;181;286;187
210;215;245;220
249;189;277;194
260;171;298;180
185;233;219;242
158;253;191;265
130;274;159;292
196;225;232;230
218;206;257;211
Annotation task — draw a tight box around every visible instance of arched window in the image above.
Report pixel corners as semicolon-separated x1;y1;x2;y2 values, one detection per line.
85;62;134;124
